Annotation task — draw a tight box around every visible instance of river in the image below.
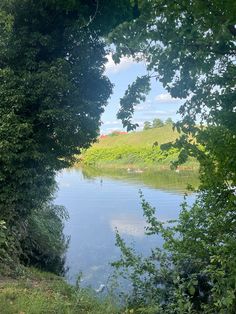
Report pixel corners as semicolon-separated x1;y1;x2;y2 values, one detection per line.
55;167;198;290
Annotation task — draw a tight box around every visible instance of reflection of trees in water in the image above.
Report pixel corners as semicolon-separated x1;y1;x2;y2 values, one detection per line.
81;168;103;187
78;166;199;193
81;168;96;181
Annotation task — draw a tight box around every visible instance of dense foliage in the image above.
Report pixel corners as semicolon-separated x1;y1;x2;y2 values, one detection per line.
0;0;133;273
82;145;179;167
108;0;236;312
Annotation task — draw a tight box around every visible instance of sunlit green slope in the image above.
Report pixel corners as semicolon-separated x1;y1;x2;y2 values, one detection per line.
79;126;198;170
95;125;179;148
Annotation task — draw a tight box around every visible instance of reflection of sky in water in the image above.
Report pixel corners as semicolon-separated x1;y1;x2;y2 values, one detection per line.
110;215;146;237
55;169;195;288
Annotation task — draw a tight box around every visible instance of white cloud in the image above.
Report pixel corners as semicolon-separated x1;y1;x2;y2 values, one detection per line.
105;53;135;74
135;102;151;112
141;109;177;117
155;93;180;103
103;120;121;126
154;110;170;115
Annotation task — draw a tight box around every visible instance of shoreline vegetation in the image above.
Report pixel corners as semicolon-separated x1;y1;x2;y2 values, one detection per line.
77;125;199;171
0;267;118;314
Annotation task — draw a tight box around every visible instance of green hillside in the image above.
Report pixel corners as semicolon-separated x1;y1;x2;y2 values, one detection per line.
94;125;179;148
79;126;198;170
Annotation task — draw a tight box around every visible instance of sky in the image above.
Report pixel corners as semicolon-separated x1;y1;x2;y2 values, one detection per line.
100;54;183;134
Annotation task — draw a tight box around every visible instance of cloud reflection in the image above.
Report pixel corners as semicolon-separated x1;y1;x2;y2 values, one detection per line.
110;215;146;237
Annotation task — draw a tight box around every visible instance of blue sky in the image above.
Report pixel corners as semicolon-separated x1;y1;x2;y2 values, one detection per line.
100;54;183;134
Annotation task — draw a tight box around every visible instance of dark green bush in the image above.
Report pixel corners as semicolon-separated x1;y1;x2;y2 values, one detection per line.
20;203;69;275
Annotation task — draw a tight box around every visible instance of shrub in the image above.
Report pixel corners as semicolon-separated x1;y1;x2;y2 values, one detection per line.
20;204;69;275
82;146;180;166
112;188;236;313
0;220;21;275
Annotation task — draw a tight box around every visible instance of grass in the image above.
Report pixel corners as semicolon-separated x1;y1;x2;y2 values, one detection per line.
0;268;119;314
79;125;198;170
0;267;169;313
93;125;179;148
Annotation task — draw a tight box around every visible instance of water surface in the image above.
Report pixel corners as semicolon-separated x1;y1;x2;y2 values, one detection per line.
56;167;197;289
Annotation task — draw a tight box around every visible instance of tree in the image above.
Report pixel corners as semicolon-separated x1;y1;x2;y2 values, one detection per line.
165;118;174;126
0;0;111;217
109;0;236;197
152;118;164;128
143;121;152;130
109;1;236;312
110;0;236;186
0;0;133;272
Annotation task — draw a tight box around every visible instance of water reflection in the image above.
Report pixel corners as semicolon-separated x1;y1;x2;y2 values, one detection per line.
56;167;198;288
80;166;199;193
110;215;146;237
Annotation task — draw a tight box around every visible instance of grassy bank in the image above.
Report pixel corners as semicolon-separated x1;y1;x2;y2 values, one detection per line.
79;126;198;170
0;268;118;314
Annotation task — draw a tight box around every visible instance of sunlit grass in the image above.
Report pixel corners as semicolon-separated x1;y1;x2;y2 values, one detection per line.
0;268;119;314
95;125;179;148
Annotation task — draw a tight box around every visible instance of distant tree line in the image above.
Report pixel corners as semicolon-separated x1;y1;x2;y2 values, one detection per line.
143;117;173;130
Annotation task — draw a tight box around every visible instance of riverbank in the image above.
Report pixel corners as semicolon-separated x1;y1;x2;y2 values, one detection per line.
78;158;198;172
0;267;118;314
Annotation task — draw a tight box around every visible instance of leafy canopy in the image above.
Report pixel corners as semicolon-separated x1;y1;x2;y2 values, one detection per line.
109;0;236;185
109;1;236;312
0;0;133;272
